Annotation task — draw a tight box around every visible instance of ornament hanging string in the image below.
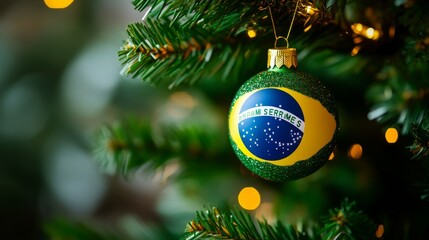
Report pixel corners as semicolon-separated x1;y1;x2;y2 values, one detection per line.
268;0;302;48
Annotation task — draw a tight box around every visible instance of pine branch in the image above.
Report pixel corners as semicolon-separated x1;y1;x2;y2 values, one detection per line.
408;125;429;202
93;117;228;176
367;64;429;134
183;207;310;240
408;124;429;160
320;199;378;240
118;14;252;88
120;0;349;88
132;0;245;31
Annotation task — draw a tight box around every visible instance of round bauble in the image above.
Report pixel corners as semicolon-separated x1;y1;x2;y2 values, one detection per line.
228;48;339;181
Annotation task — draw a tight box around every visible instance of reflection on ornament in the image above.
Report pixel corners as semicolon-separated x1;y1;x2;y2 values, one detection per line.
44;0;74;9
238;187;261;210
385;127;399;143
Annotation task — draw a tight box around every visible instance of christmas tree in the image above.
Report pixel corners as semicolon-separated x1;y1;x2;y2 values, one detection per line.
1;0;429;239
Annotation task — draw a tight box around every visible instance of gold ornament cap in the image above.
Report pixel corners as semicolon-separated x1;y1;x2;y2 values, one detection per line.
267;47;298;69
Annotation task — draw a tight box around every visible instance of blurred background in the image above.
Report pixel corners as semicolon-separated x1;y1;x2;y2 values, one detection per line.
0;1;158;238
1;0;429;239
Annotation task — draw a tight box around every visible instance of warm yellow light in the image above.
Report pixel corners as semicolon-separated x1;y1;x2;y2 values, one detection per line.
389;26;396;38
366;28;375;39
385;127;399;143
372;30;380;40
238;187;261;210
329;152;335;160
348;144;363;159
353;37;363;44
247;29;257;38
306;6;315;15
376;224;384;238
44;0;74;9
351;23;380;40
351;46;360;56
355;23;363;32
304;25;312;32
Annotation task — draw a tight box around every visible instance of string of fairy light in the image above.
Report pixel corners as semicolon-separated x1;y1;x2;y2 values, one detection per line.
246;1;387;57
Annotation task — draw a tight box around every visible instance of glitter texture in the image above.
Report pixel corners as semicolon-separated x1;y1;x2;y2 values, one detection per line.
229;68;339;182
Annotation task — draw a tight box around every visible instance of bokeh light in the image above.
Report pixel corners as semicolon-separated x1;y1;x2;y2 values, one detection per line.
238;187;261;210
348;144;363;159
376;224;384;238
385;127;398;144
247;29;257;38
44;0;74;9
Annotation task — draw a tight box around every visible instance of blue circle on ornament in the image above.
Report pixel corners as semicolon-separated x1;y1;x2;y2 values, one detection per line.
238;88;305;160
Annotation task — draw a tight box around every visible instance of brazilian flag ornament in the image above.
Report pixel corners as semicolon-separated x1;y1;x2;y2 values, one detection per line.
228;47;339;181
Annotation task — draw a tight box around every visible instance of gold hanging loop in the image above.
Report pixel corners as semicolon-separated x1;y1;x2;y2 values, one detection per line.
274;36;289;48
268;0;302;48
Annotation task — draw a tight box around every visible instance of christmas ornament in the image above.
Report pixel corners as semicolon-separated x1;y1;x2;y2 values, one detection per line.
228;47;339;181
229;3;339;181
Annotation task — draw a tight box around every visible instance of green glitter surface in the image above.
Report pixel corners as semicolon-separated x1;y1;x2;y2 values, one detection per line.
229;69;340;182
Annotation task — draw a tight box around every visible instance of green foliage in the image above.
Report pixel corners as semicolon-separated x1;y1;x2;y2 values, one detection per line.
399;0;429;63
118;17;251;88
183;199;378;240
408;125;429;160
183;207;311;240
44;217;179;240
119;0;350;88
120;0;254;88
44;219;119;240
408;125;429;201
94;117;228;176
366;64;429;135
320;199;378;240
